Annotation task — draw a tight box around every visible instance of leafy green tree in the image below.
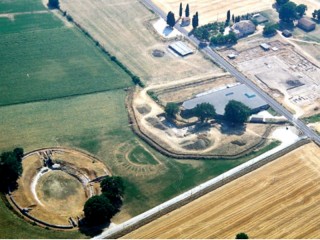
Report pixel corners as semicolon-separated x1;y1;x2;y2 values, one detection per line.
0;148;23;191
192;12;199;29
276;0;289;6
263;23;278;36
179;3;183;18
236;232;249;239
193;103;216;122
167;11;176;28
279;1;297;23
312;9;320;21
185;4;190;18
48;0;59;9
224;100;251;124
296;4;307;18
83;195;116;225
201;29;210;41
165;102;179;118
100;176;125;199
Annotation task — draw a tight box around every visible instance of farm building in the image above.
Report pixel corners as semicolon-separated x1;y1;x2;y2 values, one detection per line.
231;20;256;38
169;41;193;56
297;18;316;32
252;14;268;24
181;17;190;27
182;84;269;115
282;30;292;37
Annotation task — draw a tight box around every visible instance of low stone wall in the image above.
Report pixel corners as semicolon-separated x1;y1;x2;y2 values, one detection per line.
97;138;310;239
126;88;275;160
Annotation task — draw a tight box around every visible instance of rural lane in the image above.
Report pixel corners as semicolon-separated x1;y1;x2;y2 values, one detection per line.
141;0;320;145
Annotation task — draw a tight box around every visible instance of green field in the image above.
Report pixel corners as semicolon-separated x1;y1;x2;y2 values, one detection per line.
0;0;45;13
128;145;158;165
0;12;131;106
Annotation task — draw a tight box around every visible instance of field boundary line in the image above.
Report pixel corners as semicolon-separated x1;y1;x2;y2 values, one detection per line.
94;137;309;239
0;87;127;109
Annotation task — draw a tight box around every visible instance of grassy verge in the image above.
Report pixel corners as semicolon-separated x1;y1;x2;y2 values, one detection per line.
303;113;320;124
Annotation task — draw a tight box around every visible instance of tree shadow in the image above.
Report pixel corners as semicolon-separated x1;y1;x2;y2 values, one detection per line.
219;120;246;136
78;220;111;237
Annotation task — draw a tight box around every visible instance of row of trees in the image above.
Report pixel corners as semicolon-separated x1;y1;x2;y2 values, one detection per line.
210;32;237;45
167;3;199;29
165;100;251;125
83;176;125;226
0;148;24;192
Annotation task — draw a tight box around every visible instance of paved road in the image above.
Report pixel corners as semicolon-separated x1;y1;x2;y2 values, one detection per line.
141;0;320;145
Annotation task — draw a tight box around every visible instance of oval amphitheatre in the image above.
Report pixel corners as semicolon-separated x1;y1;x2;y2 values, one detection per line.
9;147;111;228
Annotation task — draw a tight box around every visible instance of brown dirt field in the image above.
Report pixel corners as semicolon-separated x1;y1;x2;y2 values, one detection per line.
125;143;320;239
59;0;222;85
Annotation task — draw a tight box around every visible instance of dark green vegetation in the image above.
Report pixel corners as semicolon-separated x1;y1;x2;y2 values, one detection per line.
48;0;59;9
303;114;320;124
83;176;124;225
166;11;176;28
179;2;183;18
165;102;179;118
0;12;131;106
83;195;115;226
185;3;190;18
193;22;237;45
312;9;320;21
0;148;23;191
224;100;251;124
192;103;216;122
192;12;199;29
128;146;158;165
263;23;278;36
278;1;307;24
236;232;249;239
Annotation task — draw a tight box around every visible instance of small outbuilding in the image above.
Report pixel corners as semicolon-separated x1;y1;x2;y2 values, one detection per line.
232;20;256;38
260;43;270;51
282;30;292;37
228;53;237;59
181;17;190;27
297;18;316;32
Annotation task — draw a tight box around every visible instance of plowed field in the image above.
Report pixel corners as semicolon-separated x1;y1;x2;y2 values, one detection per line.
125;143;320;239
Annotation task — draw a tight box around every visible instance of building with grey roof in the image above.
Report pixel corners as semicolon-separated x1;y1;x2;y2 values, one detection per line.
169;41;194;56
297;18;316;32
182;84;269;115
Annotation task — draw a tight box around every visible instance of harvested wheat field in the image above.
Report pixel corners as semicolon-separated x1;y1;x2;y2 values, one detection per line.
152;0;271;25
60;0;221;84
125;143;320;239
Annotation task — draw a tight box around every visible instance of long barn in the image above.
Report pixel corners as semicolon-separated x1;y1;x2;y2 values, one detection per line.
182;84;269;115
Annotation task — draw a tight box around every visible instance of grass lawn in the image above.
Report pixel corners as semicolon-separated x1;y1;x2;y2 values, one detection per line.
128;145;158;165
0;12;132;106
0;0;45;13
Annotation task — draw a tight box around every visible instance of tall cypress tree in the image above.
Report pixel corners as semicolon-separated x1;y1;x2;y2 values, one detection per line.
226;10;231;22
179;3;183;18
192;12;199;29
185;4;190;18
